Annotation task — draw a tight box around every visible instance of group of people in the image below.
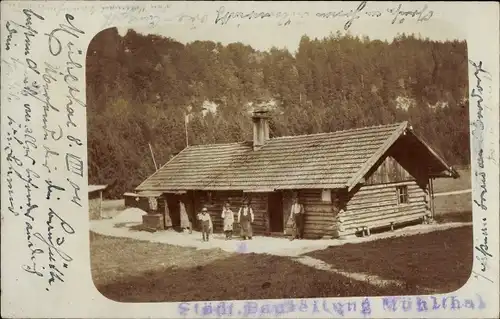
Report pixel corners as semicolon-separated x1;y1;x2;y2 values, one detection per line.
196;199;255;242
176;196;305;242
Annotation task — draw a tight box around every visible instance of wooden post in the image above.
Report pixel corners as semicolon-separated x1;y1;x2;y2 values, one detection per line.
184;112;190;147
390;222;394;231
99;190;103;219
336;211;346;239
429;177;436;220
148;143;158;171
366;227;371;236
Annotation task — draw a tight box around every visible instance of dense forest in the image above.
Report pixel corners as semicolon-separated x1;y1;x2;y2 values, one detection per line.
86;28;470;198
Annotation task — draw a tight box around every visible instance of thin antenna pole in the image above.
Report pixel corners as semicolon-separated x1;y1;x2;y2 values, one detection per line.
184;112;189;147
148;143;158;171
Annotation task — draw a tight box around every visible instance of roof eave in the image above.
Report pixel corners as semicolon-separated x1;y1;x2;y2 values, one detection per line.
135;146;191;192
430;167;460;179
346;122;459;191
346;121;409;192
88;185;108;193
407;130;459;179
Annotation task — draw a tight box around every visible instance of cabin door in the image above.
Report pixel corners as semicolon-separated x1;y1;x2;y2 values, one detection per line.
165;193;181;228
268;192;284;233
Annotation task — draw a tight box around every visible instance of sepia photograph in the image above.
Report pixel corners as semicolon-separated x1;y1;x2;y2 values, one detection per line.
86;24;472;303
2;1;499;318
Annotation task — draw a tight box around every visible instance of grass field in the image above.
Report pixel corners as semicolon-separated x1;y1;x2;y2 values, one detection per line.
430;167;472;216
434;193;472;215
432;168;471;193
92;167;473;302
89;231;233;287
306;225;473;294
433;210;472;223
91;224;473;302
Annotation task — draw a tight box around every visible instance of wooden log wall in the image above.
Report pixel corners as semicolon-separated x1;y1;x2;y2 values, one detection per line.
296;189;337;239
340;181;428;236
157;198;166;223
89;196;101;220
193;191;269;235
246;193;269;235
364;155;415;185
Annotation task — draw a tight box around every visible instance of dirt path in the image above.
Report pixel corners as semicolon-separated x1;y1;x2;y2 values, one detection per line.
293;255;438;293
91;217;471;257
91;208;469;291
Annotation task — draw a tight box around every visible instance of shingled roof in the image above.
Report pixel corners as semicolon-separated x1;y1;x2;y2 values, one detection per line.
135;121;457;192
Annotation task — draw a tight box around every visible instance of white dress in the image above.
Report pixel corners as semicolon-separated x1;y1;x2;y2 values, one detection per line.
221;208;235;231
179;202;190;228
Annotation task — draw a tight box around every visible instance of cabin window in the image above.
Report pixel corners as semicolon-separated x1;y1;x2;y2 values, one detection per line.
397;186;409;204
321;189;331;202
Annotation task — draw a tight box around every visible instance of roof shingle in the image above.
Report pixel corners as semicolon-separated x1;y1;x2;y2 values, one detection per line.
136;122;409;191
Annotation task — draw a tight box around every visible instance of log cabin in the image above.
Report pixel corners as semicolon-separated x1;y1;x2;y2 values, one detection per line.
88;184;108;220
134;109;459;238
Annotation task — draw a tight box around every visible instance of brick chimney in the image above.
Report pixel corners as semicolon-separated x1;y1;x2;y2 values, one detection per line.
251;108;270;151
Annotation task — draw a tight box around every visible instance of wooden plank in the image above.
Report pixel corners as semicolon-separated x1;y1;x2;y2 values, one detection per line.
348;199;396;210
345;202;425;219
350;188;399;197
305;214;335;221
347;122;408;191
348;183;424;201
340;180;427;236
365;154;416;185
305;216;336;223
358;180;422;191
343;208;426;227
340;213;426;236
344;213;426;232
350;183;422;197
344;210;426;228
304;207;335;214
298;189;336;238
343;205;426;226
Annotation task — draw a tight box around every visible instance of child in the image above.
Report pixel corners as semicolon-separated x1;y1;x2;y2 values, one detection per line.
197;207;213;242
221;201;235;240
237;199;254;240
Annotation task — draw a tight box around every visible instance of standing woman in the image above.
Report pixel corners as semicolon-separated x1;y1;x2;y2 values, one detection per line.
221;201;235;240
179;199;192;233
164;198;173;229
238;199;254;240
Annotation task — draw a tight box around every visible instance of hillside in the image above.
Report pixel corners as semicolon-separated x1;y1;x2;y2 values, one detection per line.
86;28;470;198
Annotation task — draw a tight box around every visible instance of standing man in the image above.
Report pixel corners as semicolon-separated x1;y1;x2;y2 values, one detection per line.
288;196;305;240
238;199;254;240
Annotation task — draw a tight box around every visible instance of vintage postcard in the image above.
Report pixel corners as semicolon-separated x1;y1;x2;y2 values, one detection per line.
1;1;499;318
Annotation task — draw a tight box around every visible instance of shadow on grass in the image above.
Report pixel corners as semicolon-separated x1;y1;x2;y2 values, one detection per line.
306;225;473;294
94;253;415;303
